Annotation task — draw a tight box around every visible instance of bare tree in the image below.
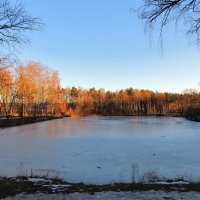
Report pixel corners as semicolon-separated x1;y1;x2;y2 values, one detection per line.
139;0;200;43
0;0;42;60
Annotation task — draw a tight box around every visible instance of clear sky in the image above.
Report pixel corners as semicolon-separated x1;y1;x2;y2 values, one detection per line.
17;0;200;93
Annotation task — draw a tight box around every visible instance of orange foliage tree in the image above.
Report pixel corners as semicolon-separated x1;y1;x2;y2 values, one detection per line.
0;61;67;118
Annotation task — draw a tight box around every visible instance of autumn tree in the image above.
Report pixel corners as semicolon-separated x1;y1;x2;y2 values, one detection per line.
46;70;61;116
0;62;8;85
0;65;14;119
16;65;31;118
14;62;63;118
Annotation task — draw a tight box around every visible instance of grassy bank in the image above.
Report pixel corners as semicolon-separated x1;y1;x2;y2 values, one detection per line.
0;176;200;199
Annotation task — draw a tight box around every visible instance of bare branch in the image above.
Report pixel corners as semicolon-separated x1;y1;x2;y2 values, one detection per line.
139;0;200;44
0;0;43;62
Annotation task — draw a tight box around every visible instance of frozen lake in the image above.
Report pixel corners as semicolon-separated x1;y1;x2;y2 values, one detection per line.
0;116;200;184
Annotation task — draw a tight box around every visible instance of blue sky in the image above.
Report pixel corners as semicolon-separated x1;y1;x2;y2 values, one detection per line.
17;0;200;93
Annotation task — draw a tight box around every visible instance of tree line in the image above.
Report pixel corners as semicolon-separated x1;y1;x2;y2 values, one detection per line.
66;87;200;117
1;62;200;119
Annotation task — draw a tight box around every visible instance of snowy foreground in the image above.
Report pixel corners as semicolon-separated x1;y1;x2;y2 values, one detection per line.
5;191;200;200
0;116;200;184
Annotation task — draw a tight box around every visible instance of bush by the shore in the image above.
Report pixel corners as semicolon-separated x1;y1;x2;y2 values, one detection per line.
185;107;200;122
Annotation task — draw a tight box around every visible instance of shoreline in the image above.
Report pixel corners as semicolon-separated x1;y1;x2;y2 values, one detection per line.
0;114;199;129
0;116;70;128
71;113;183;117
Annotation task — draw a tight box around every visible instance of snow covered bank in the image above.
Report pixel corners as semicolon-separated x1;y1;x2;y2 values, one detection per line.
5;191;200;200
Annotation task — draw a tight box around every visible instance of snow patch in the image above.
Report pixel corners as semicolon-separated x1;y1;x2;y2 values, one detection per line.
154;181;190;185
27;178;50;183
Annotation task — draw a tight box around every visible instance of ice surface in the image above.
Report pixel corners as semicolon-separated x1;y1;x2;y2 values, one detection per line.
0;116;200;184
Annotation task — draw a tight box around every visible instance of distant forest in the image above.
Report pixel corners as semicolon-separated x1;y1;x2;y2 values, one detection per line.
0;62;200;120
